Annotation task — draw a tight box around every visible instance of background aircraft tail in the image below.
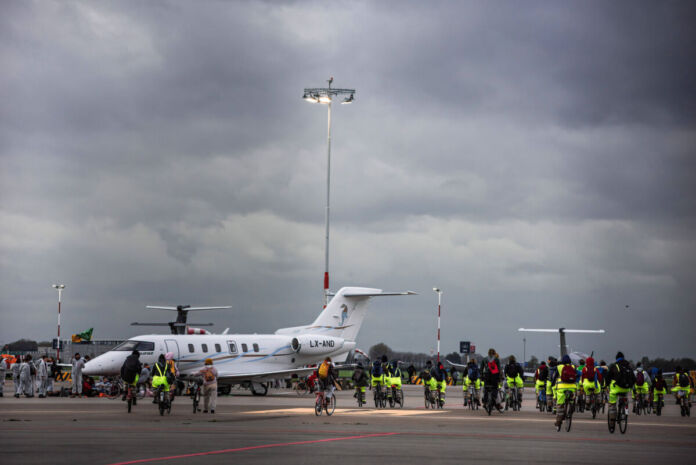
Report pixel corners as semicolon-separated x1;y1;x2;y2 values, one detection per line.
276;287;414;342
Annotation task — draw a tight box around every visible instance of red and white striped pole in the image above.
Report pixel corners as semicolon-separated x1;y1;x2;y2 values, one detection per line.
52;284;65;362
433;288;442;363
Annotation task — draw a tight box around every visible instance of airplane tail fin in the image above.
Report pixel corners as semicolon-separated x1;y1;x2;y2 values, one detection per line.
275;287;415;342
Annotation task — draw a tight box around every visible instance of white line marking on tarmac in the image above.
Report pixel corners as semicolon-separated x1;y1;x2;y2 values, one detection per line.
245;408;446;417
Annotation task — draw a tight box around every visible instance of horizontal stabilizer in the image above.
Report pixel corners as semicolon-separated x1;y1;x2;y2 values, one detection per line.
519;328;605;333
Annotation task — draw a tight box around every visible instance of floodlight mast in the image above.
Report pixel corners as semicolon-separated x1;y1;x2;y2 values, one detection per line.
52;284;66;362
303;77;356;307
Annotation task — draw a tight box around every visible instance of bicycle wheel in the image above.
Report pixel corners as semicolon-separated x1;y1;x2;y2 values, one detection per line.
566;405;573;432
127;395;132;413
656;398;662;416
618;404;628;434
315;397;323;416
325;395;336;416
296;382;308;397
375;390;380;408
380;395;387;409
607;410;616;434
193;390;200;413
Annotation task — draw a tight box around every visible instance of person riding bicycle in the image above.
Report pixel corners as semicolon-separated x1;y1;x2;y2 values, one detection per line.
420;361;437;398
605;351;635;425
547;356;558;412
482;348;503;412
581;356;600;409
632;363;650;412
152;354;176;404
652;369;667;410
371;357;387;393
673;366;693;408
388;361;403;394
120;350;142;403
464;359;482;406
554;354;577;427
576;359;586;386
317;357;338;403
432;361;447;406
352;362;368;400
504;355;524;407
535;361;548;398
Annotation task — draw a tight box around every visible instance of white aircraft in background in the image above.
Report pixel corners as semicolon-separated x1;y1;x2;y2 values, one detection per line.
83;287;414;395
518;328;605;365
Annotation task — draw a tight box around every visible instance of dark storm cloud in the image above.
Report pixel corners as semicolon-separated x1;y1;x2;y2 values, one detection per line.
1;1;695;360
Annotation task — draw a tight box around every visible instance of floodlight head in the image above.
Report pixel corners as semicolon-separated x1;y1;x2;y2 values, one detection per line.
341;94;354;104
433;287;441;293
318;95;332;104
52;284;65;289
303;93;318;103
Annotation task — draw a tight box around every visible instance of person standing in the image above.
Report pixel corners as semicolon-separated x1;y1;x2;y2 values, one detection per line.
0;357;7;397
36;355;49;398
197;358;218;414
11;358;21;398
19;355;35;397
71;353;86;397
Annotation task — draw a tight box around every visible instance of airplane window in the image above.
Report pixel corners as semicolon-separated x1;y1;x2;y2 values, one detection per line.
135;341;155;351
113;340;153;351
188;344;194;353
215;344;221;352
202;344;208;353
242;343;248;353
253;343;259;352
228;342;237;353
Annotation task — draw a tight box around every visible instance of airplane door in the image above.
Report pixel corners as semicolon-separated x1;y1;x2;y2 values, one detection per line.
164;339;180;368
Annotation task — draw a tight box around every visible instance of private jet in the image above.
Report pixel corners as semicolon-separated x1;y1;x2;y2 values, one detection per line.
83;287;414;395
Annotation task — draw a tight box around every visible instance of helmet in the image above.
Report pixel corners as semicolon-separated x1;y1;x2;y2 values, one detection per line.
204;358;213;365
579;359;585;365
165;352;174;360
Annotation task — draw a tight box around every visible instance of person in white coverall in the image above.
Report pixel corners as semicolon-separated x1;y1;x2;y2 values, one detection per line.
19;355;35;397
37;355;49;398
12;359;21;397
71;353;86;397
0;357;6;397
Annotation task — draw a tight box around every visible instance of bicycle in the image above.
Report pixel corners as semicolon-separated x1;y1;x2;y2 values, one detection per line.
537;387;547;412
188;378;203;413
576;390;585;413
314;388;336;416
633;392;647;416
124;381;137;413
676;389;691;417
293;377;309;396
373;382;386;408
389;384;404;409
467;385;480;410
588;390;599;419
608;392;629;434
354;386;366;407
505;386;521;411
105;379;124;400
435;387;445;409
654;393;664;416
483;386;500;416
556;389;575;432
155;386;172;416
424;385;436;409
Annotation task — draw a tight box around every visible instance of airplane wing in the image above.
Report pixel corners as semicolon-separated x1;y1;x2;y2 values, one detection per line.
212;366;319;384
445;360;469;369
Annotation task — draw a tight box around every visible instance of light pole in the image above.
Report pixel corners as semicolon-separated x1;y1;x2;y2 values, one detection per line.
433;288;442;363
303;77;355;307
523;337;526;367
52;284;65;362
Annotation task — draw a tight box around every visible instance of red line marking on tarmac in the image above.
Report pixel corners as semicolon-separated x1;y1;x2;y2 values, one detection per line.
104;432;400;465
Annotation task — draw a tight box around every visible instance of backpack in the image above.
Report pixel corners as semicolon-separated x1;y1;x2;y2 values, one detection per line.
560;365;577;383
635;371;645;386
318;361;330;379
679;374;690;388
121;357;140;383
30;364;36;376
468;366;480;381
371;361;383;377
614;363;635;389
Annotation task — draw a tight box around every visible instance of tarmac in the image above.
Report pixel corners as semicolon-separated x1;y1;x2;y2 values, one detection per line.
1;384;695;465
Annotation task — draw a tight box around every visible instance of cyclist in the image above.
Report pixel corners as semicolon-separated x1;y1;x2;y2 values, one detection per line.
547;357;558;412
581;356;599;410
576;359;586;385
605;351;635;425
120;350;142;404
652;369;667;412
464;359;482;407
152;354;175;404
504;355;524;409
482;348;503;412
433;361;447;406
554;354;577;428
632;363;650;413
673;366;693;411
535;360;549;407
352;362;368;401
317;357;338;405
389;361;403;393
371;358;386;395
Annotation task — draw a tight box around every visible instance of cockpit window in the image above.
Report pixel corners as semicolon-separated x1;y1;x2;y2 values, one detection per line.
112;340;155;351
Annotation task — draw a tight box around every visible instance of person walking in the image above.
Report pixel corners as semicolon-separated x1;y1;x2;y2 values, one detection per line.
71;353;86;397
19;355;35;397
197;358;218;414
37;355;49;398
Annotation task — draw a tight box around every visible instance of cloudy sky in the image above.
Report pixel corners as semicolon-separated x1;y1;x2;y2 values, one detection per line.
2;1;695;362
